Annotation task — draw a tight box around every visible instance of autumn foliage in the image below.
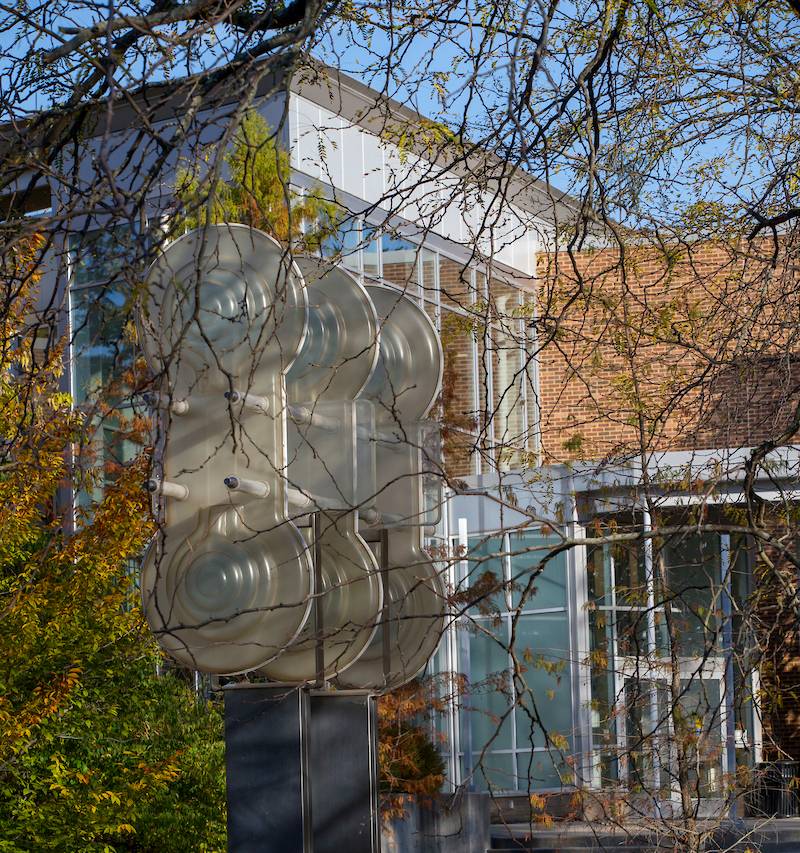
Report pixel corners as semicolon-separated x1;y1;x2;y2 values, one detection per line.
377;677;457;819
0;237;226;851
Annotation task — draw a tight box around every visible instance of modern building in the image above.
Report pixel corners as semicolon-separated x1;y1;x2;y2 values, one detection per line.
7;62;799;814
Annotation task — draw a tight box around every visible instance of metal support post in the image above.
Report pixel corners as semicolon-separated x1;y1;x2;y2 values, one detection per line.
380;528;391;681
313;512;325;688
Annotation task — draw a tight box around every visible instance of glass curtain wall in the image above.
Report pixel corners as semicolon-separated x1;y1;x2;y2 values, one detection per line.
69;225;142;501
453;528;574;792
319;217;536;477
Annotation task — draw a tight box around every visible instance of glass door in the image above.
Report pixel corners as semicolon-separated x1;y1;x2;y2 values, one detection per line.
588;525;739;807
617;663;728;802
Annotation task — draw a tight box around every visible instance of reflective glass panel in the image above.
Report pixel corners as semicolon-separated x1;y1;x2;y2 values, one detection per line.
509;530;567;610
440;308;478;477
513;613;572;749
461;536;506;615
380;233;417;295
438;256;471;313
516;749;571;790
362;225;379;278
69;225;137;286
463;620;513;751
469;750;516;792
678;678;724;796
661;533;721;656
320;216;360;271
488;286;525;470
71;283;135;406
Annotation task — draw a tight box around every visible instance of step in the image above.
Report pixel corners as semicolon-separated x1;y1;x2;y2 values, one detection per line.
490;846;653;853
710;844;800;853
491;836;671;850
488;845;660;853
493;840;800;853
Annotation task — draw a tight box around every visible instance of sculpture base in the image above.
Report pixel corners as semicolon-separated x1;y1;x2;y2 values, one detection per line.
225;686;380;853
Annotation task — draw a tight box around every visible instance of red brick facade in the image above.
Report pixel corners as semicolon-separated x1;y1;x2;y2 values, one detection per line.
535;240;800;463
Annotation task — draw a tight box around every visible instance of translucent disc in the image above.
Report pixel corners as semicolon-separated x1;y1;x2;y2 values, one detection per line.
139;224;307;391
141;507;313;675
286;257;378;402
260;512;383;682
335;530;446;690
361;285;442;423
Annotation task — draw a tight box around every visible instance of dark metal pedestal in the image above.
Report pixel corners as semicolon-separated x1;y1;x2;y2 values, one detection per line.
225;686;380;853
225;687;312;853
309;691;380;853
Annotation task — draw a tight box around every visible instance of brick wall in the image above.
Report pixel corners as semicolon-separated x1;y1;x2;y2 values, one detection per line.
535;240;800;462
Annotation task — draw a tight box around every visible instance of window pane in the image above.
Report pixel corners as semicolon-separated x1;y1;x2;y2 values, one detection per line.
678;678;724;797
516;749;571;790
661;533;721;656
488;286;525;470
362;225;379;278
420;248;438;304
523;288;538;459
509;530;567;610
320;216;360;271
587;543;611;606
461;536;505;615
71;283;135;405
438;256;471;313
624;679;671;795
469;751;516;792
615;609;650;658
513;613;572;749
612;540;647;605
380;233;417;295
589;609;616;746
70;225;136;286
462;621;513;751
440;308;478;477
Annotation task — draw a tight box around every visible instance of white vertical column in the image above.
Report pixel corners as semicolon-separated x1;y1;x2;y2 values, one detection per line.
439;490;459;791
641;503;662;800
457;515;474;790
567;476;593;788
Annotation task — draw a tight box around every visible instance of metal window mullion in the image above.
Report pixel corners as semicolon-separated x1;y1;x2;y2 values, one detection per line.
506;610;519;787
504;535;518;785
436;496;457;791
457;517;474;790
356;218;365;279
417;244;427;305
751;667;763;764
641;505;662;797
443;521;459;788
610;541;627;784
720;533;737;813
